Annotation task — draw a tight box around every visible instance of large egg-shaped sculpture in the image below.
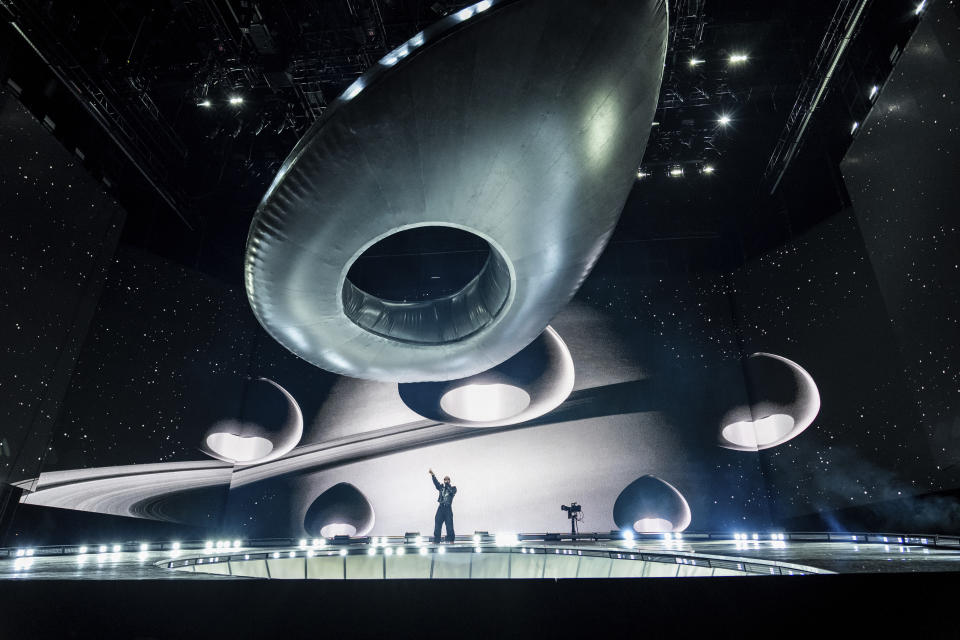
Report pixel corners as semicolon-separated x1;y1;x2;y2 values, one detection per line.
244;0;669;382
613;475;692;534
397;326;574;427
304;483;375;538
200;378;303;465
720;353;820;451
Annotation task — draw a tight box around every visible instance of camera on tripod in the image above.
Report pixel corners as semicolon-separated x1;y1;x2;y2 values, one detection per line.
560;502;583;535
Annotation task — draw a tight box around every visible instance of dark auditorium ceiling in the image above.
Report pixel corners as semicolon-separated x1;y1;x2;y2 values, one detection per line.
0;0;923;283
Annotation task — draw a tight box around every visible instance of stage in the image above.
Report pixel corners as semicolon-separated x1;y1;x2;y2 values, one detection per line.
4;531;960;580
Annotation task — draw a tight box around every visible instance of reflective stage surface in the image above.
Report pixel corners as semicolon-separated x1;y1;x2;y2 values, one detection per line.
3;533;960;580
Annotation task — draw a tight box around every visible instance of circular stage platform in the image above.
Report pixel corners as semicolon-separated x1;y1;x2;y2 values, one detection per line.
3;531;960;580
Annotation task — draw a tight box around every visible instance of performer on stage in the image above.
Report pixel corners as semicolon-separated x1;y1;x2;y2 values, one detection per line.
429;469;457;543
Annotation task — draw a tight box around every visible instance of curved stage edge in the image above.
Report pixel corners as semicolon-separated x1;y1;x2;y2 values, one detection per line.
4;531;960;580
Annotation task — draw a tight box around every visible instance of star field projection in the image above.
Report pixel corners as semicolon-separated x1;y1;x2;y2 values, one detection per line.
730;211;937;518
0;89;124;484
841;2;960;488
47;248;257;469
577;273;772;529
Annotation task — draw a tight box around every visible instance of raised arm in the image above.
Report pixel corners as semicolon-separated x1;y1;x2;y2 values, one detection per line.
430;471;441;490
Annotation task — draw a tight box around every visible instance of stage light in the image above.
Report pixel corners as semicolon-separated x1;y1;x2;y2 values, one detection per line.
139;543;148;552
475;0;492;11
367;548;376;556
702;165;715;175
272;552;280;559
198;100;212;108
473;534;482;544
99;545;107;553
729;53;749;64
419;547;428;556
718;115;731;126
495;533;519;546
915;1;926;15
228;96;244;105
233;540;241;548
474;547;482;553
668;167;684;178
397;547;405;556
438;546;446;555
689;58;704;67
869;85;879;99
664;533;673;540
244;554;250;560
79;546;88;554
386;547;396;556
299;539;307;548
25;548;34;556
172;542;181;550
622;530;635;541
15;549;23;557
205;541;213;550
288;551;296;558
312;539;321;547
676;533;683;540
752;533;759;541
112;544;121;553
851;121;860;135
339;548;347;557
637;170;649;179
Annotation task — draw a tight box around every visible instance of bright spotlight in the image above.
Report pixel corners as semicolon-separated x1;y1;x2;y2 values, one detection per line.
668;167;684;178
171;542;181;550
718;115;732;126
367;548;377;556
228;96;244;105
215;541;223;549
299;539;307;548
233;540;241;548
272;552;280;559
915;1;927;15
397;547;405;556
419;547;428;556
205;541;213;550
869;85;879;99
729;53;749;64
702;165;715;174
288;551;296;558
311;539;321;547
307;550;315;558
339;548;347;557
139;543;149;552
384;547;394;556
622;530;635;541
495;533;519;547
198;100;212;108
689;58;705;67
472;534;482;544
25;548;34;556
99;545;108;553
112;544;121;553
851;121;860;135
637;170;649;179
79;546;88;554
438;546;446;555
474;547;482;553
664;533;673;540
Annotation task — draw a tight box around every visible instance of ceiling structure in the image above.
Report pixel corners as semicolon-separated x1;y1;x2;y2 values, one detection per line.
0;0;927;284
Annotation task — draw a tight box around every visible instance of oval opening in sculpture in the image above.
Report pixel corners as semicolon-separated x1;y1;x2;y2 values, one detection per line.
204;433;274;463
721;414;796;449
439;383;531;422
342;225;512;345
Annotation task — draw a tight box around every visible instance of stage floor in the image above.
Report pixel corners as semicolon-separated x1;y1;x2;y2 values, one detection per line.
3;534;959;580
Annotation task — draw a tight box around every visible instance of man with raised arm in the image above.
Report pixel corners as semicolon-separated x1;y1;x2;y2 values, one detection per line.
429;469;457;543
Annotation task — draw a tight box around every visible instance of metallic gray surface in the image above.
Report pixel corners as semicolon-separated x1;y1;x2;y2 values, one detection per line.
245;0;668;382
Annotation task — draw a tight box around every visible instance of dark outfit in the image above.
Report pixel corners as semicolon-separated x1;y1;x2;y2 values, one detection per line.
431;475;457;543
